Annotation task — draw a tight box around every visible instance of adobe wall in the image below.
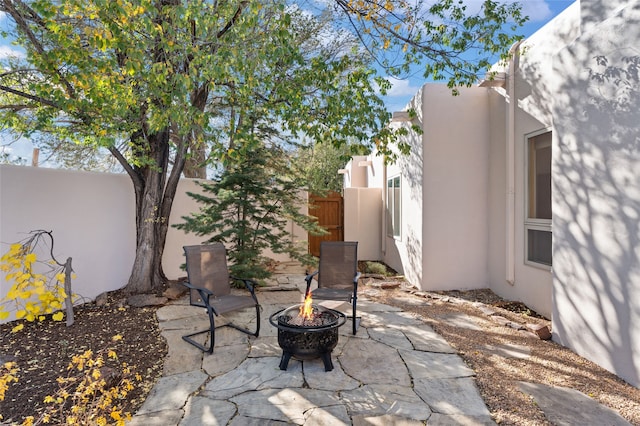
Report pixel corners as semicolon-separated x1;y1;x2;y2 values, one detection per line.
552;0;640;388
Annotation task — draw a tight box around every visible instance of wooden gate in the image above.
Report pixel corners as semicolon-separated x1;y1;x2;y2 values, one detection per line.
308;192;343;257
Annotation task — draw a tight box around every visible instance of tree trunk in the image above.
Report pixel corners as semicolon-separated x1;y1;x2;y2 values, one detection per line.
124;130;174;294
183;86;210;179
183;145;207;178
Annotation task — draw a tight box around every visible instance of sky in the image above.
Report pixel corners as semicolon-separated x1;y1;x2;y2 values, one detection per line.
379;0;576;113
0;0;576;164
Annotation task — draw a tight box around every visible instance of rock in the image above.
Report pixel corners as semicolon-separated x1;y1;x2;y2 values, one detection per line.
362;273;386;280
506;321;526;331
380;281;402;289
100;366;123;389
490;316;510;326
95;292;109;307
127;294;168;307
526;323;552;340
163;283;187;300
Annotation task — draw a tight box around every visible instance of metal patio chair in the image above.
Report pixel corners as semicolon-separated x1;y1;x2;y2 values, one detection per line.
305;241;361;334
182;243;260;353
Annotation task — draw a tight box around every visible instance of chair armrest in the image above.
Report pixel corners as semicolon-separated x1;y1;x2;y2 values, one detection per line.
230;275;259;302
305;270;319;295
182;280;214;296
182;281;215;309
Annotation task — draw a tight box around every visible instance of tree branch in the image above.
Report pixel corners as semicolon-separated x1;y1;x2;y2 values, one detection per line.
1;0;77;99
217;1;248;39
0;84;61;108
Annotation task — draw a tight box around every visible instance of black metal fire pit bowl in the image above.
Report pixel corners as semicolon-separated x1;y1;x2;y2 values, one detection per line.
269;304;346;372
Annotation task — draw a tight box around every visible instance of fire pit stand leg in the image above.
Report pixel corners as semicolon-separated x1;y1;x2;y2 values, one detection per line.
321;353;334;372
279;351;334;372
279;352;293;371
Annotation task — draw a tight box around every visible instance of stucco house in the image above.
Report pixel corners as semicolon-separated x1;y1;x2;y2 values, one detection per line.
343;0;640;388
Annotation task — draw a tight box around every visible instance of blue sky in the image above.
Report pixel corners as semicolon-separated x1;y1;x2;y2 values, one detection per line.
0;0;576;163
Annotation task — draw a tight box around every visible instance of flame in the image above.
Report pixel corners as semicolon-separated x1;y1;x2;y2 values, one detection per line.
299;293;314;320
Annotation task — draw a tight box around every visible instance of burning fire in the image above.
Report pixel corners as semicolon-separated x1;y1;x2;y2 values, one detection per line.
299;292;315;320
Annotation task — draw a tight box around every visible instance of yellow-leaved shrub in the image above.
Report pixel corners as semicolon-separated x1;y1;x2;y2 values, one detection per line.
0;242;75;328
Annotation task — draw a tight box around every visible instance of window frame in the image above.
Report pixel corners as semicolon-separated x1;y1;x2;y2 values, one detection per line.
386;175;401;240
524;128;553;270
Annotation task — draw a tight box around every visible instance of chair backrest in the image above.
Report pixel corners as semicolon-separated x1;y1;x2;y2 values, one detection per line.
184;244;231;306
318;241;358;290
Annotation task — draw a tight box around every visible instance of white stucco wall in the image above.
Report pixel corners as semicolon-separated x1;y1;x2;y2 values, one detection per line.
420;84;491;290
0;165;137;304
341;156;369;188
0;165;307;322
551;0;640;388
343;187;382;261
486;2;580;319
486;90;508;295
338;0;640;389
382;87;425;288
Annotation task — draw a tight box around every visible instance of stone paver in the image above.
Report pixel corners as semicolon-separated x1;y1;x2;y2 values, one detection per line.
131;279;629;425
352;414;424;426
161;329;203;375
202;357;303;400
201;342;249;377
128;410;185;426
403;324;458;353
367;325;414;350
180;396;236;426
427;414;497;425
400;349;476;379
413;377;492;417
304;358;360;391
231;388;348;425
341;384;431;420
338;338;411;386
136;370;208;414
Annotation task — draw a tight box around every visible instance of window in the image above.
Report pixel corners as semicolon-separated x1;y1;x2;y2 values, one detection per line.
525;130;552;267
387;176;401;238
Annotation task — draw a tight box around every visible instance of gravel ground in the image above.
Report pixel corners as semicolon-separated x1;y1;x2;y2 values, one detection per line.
361;279;640;425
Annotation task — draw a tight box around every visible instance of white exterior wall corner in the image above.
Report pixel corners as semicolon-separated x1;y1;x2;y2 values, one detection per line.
485;2;581;319
383;85;425;287
551;0;640;388
486;90;508;293
344;155;369;188
420;84;490;290
343;187;382;261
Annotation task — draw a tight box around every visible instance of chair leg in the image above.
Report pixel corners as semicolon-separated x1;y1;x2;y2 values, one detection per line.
226;304;261;338
185;304;261;354
352;297;357;335
182;302;216;353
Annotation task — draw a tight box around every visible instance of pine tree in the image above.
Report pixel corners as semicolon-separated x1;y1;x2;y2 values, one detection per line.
176;140;324;284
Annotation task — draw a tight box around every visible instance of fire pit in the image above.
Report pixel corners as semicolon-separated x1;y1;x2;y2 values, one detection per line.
269;295;346;371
